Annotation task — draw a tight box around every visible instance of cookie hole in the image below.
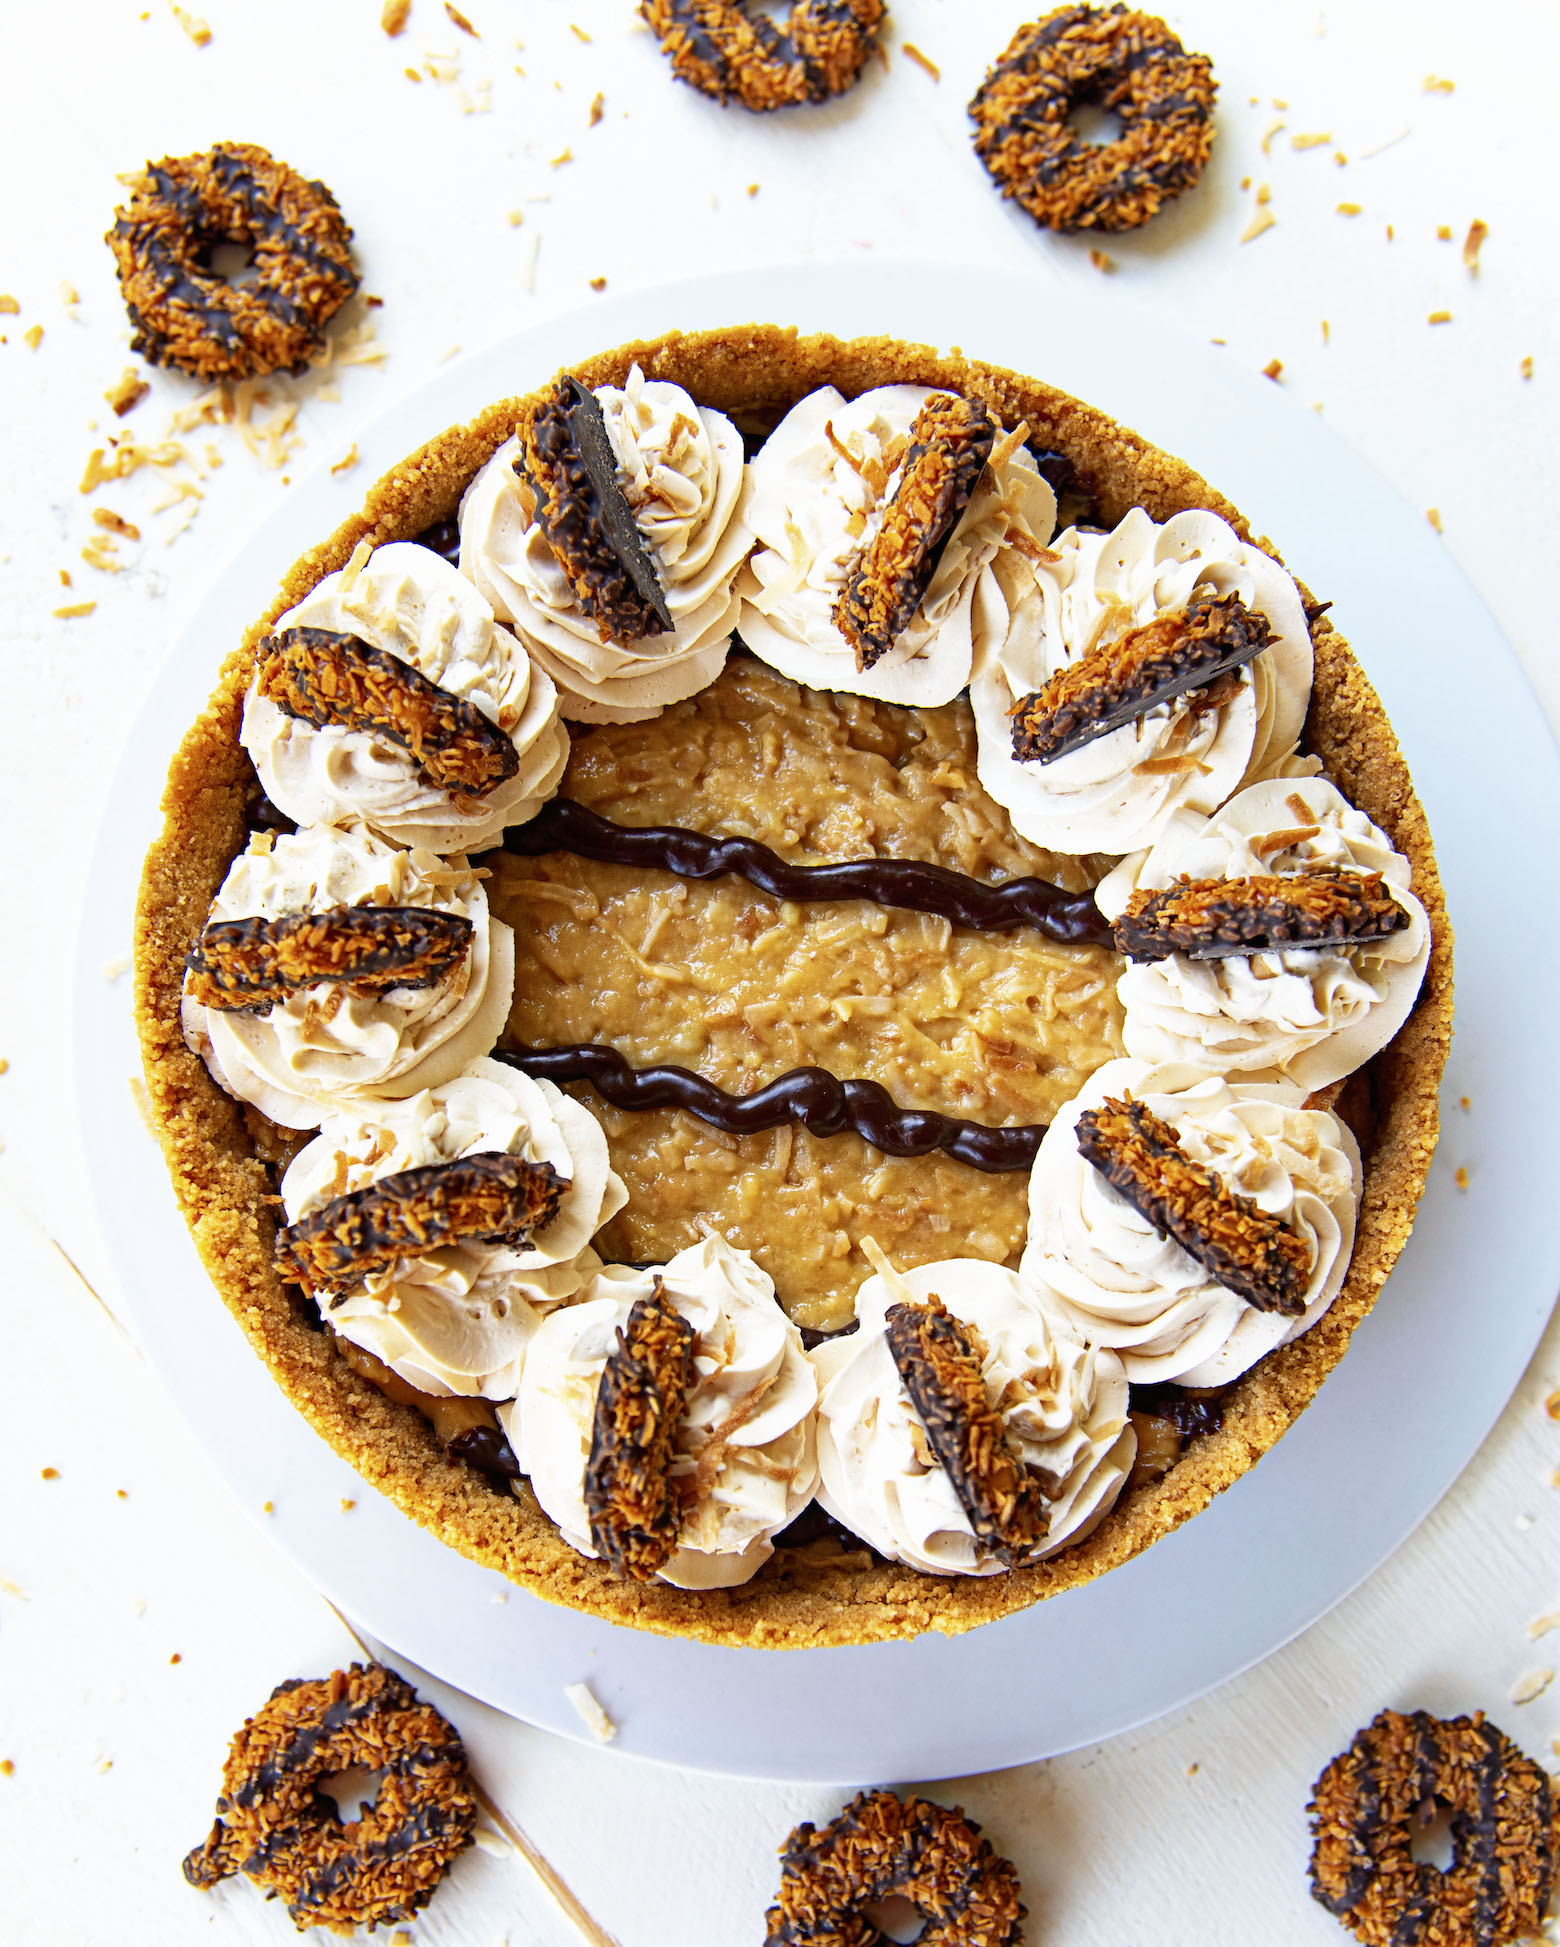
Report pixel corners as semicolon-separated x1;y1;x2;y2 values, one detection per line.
1409;1799;1457;1872
199;240;260;287
863;1896;926;1943
1068;101;1125;148
320;1766;386;1825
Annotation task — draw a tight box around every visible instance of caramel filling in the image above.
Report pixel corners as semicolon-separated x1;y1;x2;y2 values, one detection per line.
487;657;1125;1332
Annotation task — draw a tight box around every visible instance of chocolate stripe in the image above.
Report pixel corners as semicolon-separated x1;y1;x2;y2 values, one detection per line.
497;798;1113;946
494;1043;1044;1170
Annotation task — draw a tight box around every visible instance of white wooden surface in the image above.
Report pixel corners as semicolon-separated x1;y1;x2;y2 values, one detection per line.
2;2;1558;1941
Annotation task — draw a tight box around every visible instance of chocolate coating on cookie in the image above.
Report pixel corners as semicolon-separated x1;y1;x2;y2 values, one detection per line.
1308;1707;1559;1947
494;1044;1047;1171
257;626;522;797
642;0;885;113
498;796;1114;944
515;377;673;643
1076;1096;1311;1314
277;1151;567;1298
834;393;997;671
1010;590;1271;766
583;1279;696;1580
108;142;358;382
764;1787;1026;1946
968;6;1216;234
182;1661;476;1932
885;1293;1049;1565
1116;867;1409;962
186;906;474;1011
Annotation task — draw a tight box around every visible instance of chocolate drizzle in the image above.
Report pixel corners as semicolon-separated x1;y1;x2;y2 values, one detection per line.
493;1044;1045;1171
496;798;1114;946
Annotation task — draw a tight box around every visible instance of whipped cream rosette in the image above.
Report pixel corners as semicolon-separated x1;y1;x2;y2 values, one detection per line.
811;1258;1134;1577
181;824;515;1129
502;1233;819;1590
1097;776;1431;1090
970;506;1315;855
737;384;1057;707
243;540;568;851
279;1057;626;1398
1022;1057;1362;1387
459;364;751;724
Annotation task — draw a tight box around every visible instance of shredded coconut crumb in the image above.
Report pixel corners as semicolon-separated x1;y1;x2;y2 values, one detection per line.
381;0;410;34
903;42;940;80
564;1680;617;1742
168;2;211;44
1089;248;1116;273
1463;218;1488;270
1512;1668;1554;1706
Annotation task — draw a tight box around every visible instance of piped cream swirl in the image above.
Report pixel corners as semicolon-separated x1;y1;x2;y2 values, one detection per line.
180;823;514;1130
1096;776;1431;1090
737;384;1058;708
970;507;1316;856
502;1233;818;1589
280;1056;627;1398
460;366;752;724
811;1259;1134;1576
243;541;569;852
1021;1057;1361;1386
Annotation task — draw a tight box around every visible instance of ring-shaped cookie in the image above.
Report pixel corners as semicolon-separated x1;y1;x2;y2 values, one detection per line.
108;141;358;381
1308;1707;1559;1947
641;0;885;113
182;1662;477;1932
764;1788;1026;1945
968;4;1215;233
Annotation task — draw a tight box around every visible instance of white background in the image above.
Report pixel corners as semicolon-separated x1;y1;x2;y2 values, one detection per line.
3;1;1559;1942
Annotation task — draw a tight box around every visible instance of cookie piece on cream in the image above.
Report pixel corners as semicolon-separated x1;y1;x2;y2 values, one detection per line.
970;507;1315;855
502;1233;819;1590
279;1057;626;1399
243;540;568;852
811;1256;1134;1576
1022;1058;1361;1387
181;824;514;1130
460;364;752;724
1096;776;1431;1090
740;384;1056;707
